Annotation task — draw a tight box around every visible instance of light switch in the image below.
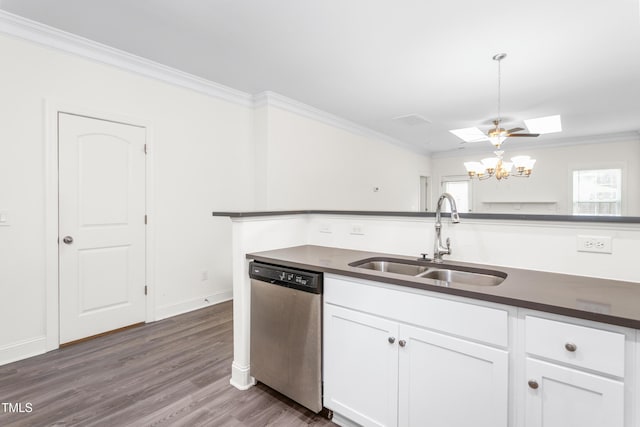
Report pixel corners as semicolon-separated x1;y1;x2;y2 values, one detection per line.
0;209;8;226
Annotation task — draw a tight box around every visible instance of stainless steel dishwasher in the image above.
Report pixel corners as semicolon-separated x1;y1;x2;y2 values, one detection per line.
249;261;323;413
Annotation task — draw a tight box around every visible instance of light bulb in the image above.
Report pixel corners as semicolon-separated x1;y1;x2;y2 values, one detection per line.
511;155;531;169
481;157;499;170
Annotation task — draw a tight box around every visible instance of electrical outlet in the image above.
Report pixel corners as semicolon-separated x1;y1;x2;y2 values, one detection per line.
577;235;612;254
350;224;365;235
319;223;332;234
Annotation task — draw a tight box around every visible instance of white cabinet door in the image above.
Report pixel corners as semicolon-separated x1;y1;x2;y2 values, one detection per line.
525;358;624;427
398;324;509;427
324;304;399;427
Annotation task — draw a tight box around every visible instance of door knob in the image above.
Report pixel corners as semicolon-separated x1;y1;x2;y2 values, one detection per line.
62;236;74;244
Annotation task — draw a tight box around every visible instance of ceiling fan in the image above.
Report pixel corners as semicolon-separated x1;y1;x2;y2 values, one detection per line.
486;118;539;147
449;53;559;149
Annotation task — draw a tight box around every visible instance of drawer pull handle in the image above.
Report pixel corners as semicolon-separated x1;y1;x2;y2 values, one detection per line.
399;340;407;347
388;337;396;344
528;380;539;390
565;342;577;352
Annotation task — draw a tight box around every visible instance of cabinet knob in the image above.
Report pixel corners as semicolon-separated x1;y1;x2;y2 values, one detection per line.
565;342;577;352
388;337;396;344
528;380;539;390
398;340;407;347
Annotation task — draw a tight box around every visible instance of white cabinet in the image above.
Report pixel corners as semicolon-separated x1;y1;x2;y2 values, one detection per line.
523;315;626;427
398;324;508;427
324;304;399;427
323;275;636;427
524;358;624;427
323;275;509;427
525;316;626;377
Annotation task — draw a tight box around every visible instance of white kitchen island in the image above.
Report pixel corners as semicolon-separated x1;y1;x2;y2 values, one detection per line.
218;210;640;426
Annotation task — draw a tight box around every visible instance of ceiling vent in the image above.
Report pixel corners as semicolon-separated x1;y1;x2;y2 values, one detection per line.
392;114;431;126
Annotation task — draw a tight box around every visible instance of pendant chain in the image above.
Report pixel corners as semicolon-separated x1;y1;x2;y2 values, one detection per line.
497;58;502;125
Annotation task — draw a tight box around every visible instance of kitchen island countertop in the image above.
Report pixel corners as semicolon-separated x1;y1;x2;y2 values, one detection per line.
247;245;640;329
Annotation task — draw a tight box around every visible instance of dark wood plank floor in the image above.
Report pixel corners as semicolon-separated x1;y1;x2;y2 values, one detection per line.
0;301;336;427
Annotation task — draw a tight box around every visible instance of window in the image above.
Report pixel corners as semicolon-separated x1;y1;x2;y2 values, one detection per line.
441;176;470;213
572;168;621;216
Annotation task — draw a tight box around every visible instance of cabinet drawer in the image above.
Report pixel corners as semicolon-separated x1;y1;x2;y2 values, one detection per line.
325;275;508;347
525;316;625;377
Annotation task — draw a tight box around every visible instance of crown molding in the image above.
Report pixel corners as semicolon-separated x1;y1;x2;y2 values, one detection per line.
0;10;254;107
253;91;427;155
432;130;640;159
0;10;424;155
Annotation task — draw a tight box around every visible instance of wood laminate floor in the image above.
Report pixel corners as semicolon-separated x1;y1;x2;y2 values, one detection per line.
0;301;336;427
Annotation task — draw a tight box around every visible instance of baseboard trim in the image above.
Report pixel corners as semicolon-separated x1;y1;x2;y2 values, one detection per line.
0;290;233;366
230;361;256;390
0;336;47;366
155;290;233;320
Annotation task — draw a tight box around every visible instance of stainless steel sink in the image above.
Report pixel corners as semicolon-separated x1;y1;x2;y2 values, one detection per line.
349;257;507;286
352;260;429;276
420;268;506;286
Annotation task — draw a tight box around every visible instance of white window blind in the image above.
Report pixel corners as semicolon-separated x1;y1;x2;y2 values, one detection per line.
572;168;621;216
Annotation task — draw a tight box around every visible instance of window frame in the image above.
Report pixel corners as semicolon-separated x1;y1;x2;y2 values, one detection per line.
440;175;472;213
570;165;625;216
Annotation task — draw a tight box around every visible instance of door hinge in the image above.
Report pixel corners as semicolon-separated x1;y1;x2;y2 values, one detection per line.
144;285;148;295
144;214;147;225
144;143;147;154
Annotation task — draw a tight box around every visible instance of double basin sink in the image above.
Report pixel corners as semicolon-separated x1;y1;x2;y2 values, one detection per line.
349;257;507;287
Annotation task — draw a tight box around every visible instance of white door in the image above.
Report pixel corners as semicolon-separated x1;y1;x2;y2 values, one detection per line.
398;324;508;427
524;358;624;427
58;113;147;344
323;304;399;427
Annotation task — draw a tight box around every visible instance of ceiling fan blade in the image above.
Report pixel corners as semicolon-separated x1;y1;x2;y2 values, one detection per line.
507;133;540;137
507;127;525;133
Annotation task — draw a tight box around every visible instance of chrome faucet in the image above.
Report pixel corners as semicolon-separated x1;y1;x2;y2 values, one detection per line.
433;192;460;263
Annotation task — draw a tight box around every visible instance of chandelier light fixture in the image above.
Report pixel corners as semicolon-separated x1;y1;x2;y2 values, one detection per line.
463;53;537;181
464;151;536;180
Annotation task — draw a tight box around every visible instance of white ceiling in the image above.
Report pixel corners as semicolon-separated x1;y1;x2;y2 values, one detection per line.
2;0;639;153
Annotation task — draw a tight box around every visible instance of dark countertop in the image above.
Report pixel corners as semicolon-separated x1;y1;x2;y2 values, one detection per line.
214;210;640;223
246;245;640;329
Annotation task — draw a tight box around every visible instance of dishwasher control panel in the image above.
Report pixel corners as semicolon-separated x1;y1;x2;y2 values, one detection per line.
249;261;322;294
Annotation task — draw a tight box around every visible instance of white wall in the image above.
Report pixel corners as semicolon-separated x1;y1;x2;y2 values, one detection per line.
430;138;640;215
0;33;255;363
0;30;432;365
307;214;640;282
260;105;431;211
